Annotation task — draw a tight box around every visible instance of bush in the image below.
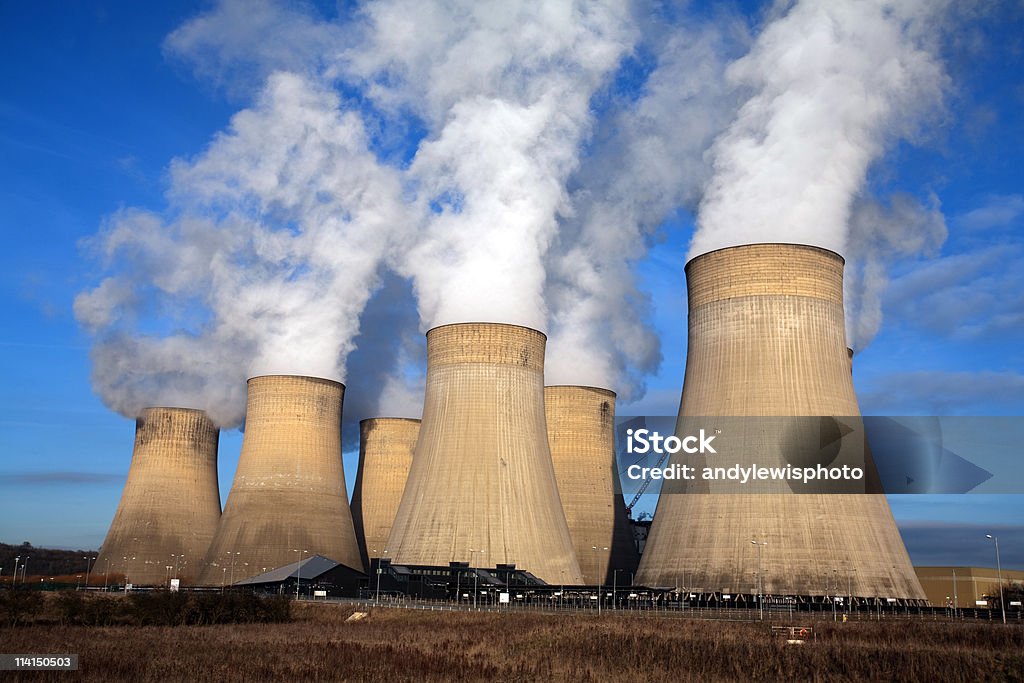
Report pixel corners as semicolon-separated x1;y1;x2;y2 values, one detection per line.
0;589;44;627
2;590;291;628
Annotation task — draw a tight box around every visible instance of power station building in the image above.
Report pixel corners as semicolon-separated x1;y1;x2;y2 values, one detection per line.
96;408;221;586
386;322;584;585
198;375;363;585
350;417;420;569
545;385;638;585
636;244;926;602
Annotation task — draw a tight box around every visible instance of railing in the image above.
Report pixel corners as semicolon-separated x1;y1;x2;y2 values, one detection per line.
308;594;1023;623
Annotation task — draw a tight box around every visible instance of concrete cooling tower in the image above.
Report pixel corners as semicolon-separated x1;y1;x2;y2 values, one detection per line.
545;386;639;586
386;322;584;585
636;243;925;601
351;417;420;569
198;375;362;586
96;408;220;586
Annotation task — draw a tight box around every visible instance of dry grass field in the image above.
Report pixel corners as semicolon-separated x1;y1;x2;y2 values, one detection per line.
3;599;1023;682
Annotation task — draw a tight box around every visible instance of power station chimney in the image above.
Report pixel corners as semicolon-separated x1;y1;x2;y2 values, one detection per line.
351;417;420;569
386;322;584;584
96;408;220;585
636;244;925;600
544;386;639;586
198;375;362;585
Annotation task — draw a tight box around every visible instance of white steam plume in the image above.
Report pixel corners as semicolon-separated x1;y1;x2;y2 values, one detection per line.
545;17;745;397
75;72;407;426
690;0;950;259
844;192;947;350
344;0;638;331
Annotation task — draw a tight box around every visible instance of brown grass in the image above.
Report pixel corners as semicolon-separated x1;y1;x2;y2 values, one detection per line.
3;601;1022;682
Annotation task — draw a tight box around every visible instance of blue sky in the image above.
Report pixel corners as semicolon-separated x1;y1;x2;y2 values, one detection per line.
1;1;1022;570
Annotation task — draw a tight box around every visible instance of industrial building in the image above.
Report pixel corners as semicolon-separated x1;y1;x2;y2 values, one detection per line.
351;418;420;569
231;555;366;598
915;566;1024;608
636;244;926;602
96;407;221;586
386;322;584;585
545;385;638;585
198;375;363;585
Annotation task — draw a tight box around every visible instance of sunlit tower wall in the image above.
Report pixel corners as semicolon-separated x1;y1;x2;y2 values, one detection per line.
545;386;639;585
387;323;584;584
351;417;420;569
96;408;220;586
198;375;362;585
636;244;925;600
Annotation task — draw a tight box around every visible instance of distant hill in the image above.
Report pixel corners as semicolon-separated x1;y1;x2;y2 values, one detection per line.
1;542;99;579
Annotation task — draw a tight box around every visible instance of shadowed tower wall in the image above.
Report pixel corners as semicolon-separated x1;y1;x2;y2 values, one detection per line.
96;408;220;586
198;375;362;585
636;244;925;600
545;386;639;586
351;418;420;569
386;323;584;584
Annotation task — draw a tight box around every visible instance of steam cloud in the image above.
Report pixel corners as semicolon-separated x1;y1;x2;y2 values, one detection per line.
690;0;949;260
76;0;958;426
75;72;407;426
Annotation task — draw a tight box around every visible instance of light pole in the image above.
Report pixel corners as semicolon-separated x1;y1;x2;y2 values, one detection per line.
952;568;959;616
592;546;608;614
374;549;388;604
751;540;767;621
22;556;30;587
84;555;95;589
471;548;487;610
455;559;461;605
832;569;838;621
12;557;20;589
228;551;241;587
986;534;1007;625
847;568;856;615
294;549;309;600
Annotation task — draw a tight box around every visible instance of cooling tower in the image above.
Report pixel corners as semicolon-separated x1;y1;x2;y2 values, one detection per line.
636;244;925;600
386;323;584;584
96;408;220;586
545;386;639;585
351;417;420;569
198;375;362;585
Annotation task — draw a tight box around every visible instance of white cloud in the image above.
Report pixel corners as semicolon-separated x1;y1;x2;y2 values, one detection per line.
690;0;951;259
955;193;1024;231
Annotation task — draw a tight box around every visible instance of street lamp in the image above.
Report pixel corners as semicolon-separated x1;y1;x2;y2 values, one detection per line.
171;553;182;580
986;534;1007;625
228;551;242;586
832;569;838;621
83;556;95;589
375;549;388;604
952;568;959;616
293;549;309;600
468;549;483;609
847;568;856;615
12;556;20;589
592;546;608;614
751;540;767;621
